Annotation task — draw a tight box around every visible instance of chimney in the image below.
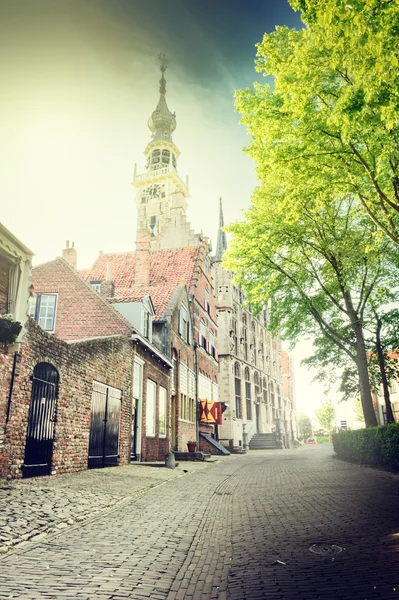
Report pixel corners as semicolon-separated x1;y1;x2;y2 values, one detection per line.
62;240;77;269
135;228;151;287
100;260;115;298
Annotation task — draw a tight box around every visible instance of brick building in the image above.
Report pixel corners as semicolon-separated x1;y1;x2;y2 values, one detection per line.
0;236;173;479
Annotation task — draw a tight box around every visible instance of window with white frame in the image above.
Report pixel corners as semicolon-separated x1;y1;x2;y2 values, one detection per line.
159;386;167;437
133;359;143;403
179;303;190;343
209;330;216;359
146;379;156;436
29;293;58;332
143;308;151;340
180;393;187;420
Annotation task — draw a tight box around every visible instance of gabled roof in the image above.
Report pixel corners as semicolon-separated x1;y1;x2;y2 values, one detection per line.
80;246;201;319
32;258;135;342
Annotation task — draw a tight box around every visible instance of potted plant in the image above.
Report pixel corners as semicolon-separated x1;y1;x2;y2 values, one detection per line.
0;315;22;344
187;439;197;452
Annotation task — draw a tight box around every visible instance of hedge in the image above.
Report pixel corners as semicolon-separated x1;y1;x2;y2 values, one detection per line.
332;424;399;470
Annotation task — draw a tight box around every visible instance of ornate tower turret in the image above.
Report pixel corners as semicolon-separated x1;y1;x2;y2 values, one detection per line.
133;55;199;251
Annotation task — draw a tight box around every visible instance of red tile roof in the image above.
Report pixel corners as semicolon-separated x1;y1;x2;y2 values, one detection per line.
80;247;200;317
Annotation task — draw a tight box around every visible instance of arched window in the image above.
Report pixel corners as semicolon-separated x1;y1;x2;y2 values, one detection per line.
245;367;252;420
262;377;268;403
234;362;241;418
254;372;260;404
162;149;170;164
269;382;275;407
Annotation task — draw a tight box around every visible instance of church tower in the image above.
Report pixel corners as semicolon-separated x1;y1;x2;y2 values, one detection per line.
133;55;199;250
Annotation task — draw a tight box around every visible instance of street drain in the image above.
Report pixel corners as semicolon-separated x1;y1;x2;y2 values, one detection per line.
309;543;343;555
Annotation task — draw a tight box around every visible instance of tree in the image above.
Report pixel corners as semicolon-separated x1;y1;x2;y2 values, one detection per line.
227;9;399;426
241;2;399;246
225;186;399;426
315;399;336;431
298;412;313;439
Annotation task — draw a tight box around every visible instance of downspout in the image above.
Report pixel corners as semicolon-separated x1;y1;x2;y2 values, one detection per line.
194;341;199;448
6;352;20;423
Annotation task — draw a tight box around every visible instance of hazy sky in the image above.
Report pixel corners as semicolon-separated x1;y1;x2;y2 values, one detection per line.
1;0;352;421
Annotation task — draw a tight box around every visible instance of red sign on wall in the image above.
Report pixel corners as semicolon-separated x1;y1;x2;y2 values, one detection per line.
200;400;222;425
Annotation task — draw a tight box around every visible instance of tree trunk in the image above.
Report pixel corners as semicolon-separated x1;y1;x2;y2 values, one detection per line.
342;290;378;427
354;327;378;427
375;318;395;424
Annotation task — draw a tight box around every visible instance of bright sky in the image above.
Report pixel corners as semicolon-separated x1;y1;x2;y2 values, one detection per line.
0;0;353;420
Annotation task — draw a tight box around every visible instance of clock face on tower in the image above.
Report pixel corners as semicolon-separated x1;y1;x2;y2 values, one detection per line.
144;184;161;199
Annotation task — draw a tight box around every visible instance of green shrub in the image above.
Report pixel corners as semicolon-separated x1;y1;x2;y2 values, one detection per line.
332;424;399;470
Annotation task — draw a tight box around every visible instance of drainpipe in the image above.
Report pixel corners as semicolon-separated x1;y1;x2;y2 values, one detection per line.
194;340;199;448
6;352;20;423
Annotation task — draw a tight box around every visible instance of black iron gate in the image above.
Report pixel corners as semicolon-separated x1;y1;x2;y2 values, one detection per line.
88;381;121;469
23;362;59;478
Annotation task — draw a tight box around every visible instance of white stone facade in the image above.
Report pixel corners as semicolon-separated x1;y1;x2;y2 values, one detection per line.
213;257;294;448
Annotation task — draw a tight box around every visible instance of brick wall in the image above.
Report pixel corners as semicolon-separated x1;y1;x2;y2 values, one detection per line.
169;293;196;452
0;319;134;479
32;258;131;341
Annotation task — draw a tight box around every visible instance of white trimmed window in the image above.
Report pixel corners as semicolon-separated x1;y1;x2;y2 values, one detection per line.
146;379;156;437
209;330;215;359
133;359;143;403
29;293;58;332
159;386;167;437
179;303;190;343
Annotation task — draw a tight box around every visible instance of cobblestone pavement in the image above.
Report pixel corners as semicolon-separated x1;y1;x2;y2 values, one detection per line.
1;446;399;600
0;461;214;554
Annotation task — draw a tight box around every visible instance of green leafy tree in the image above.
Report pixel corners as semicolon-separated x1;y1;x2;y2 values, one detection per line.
298;413;313;439
315;399;336;431
246;2;399;245
227;7;399;426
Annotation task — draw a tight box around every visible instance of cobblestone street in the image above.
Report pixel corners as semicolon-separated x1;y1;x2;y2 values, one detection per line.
1;446;399;600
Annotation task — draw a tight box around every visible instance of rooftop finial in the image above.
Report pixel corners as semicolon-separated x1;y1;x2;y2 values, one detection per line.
158;53;168;95
148;54;176;142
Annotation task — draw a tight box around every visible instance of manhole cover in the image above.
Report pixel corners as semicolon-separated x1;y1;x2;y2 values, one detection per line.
309;543;343;555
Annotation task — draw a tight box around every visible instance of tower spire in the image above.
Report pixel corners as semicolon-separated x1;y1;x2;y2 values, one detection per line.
215;197;228;261
147;54;177;143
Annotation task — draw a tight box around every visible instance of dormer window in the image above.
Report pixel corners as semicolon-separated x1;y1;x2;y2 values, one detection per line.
179;303;190;343
90;281;101;292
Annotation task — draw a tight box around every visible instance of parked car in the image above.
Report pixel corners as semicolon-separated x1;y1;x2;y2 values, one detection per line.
306;437;318;444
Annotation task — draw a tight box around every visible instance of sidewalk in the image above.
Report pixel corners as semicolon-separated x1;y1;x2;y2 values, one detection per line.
0;458;219;555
